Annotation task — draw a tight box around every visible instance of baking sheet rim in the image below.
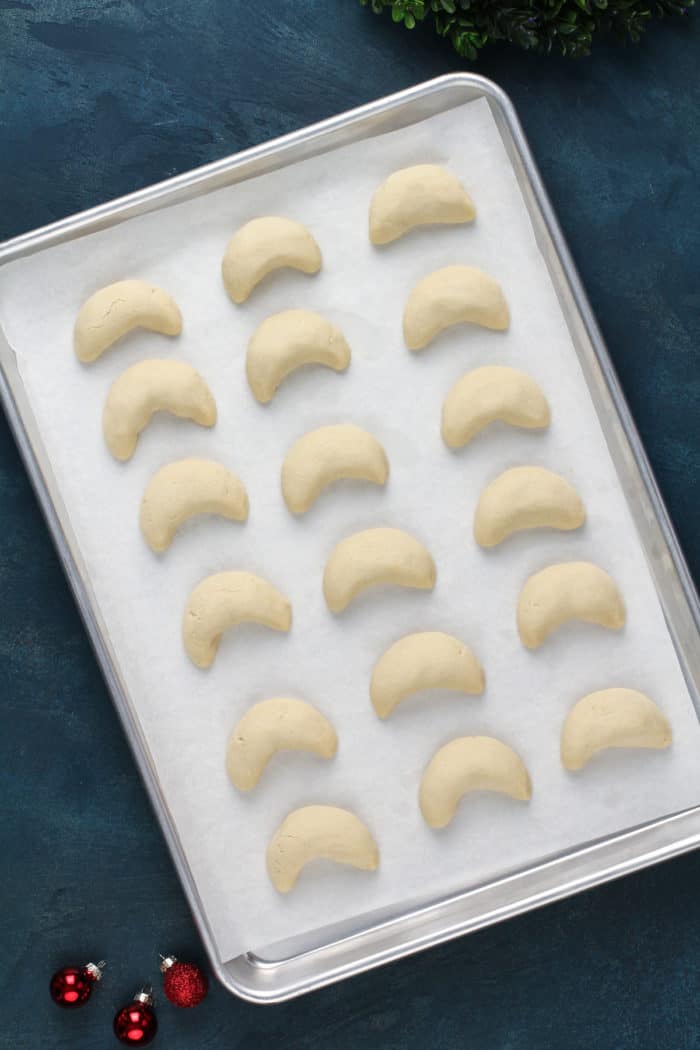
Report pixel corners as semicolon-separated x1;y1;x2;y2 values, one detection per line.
1;72;699;1003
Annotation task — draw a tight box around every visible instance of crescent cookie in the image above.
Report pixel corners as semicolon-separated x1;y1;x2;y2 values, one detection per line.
74;279;181;362
266;806;379;892
323;528;436;613
281;424;388;514
140;459;248;552
419;736;531;829
403;265;509;350
226;698;337;791
102;360;216;461
474;466;585;548
222;217;321;303
369;164;475;245
182;571;291;669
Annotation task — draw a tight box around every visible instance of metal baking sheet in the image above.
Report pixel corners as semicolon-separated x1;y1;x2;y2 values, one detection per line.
1;74;699;1002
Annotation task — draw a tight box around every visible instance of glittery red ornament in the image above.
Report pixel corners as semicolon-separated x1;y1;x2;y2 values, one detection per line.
159;955;208;1008
50;960;104;1009
113;987;158;1045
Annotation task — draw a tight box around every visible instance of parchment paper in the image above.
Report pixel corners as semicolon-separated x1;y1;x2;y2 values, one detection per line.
2;98;700;962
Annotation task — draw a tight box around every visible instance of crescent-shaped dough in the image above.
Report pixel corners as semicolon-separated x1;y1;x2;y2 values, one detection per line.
182;571;291;669
323;527;436;613
266;805;379;893
221;217;322;303
474;466;585;548
140;458;249;553
561;688;672;771
226;698;337;792
281;424;388;514
518;562;625;649
419;736;532;829
442;366;550;449
74;280;182;363
369;164;476;245
371;632;484;719
246;309;351;403
403;265;509;351
103;360;217;462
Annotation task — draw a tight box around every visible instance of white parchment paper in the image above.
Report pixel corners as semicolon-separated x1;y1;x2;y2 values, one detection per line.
2;98;700;962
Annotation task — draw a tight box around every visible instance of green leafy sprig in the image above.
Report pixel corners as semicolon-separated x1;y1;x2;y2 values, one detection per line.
360;0;692;59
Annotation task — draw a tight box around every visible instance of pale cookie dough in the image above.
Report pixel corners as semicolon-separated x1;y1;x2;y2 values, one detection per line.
74;279;181;363
226;697;337;792
221;217;321;303
281;424;388;514
561;688;672;771
370;631;484;719
103;360;216;461
266;805;379;893
246;309;350;403
182;571;291;669
441;366;550;449
323;527;436;613
419;736;532;829
474;466;585;548
140;458;249;553
403;265;509;351
369;164;475;245
517;561;625;649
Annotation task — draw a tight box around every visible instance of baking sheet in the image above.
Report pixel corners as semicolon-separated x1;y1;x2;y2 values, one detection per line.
1;97;699;962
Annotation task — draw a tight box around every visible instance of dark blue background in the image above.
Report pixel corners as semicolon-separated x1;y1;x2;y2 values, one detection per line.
2;3;699;1047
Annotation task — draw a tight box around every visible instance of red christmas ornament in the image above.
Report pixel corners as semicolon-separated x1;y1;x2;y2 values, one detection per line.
50;960;105;1009
159;955;208;1008
113;986;158;1045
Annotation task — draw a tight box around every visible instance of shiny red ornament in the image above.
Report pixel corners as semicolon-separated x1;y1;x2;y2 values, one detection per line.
159;955;208;1008
50;960;104;1009
113;987;158;1045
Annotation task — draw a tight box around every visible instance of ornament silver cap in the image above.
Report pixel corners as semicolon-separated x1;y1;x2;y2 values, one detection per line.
159;954;178;973
134;985;154;1007
85;961;106;982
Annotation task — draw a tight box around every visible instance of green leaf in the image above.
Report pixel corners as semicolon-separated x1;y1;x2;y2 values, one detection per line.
360;0;692;59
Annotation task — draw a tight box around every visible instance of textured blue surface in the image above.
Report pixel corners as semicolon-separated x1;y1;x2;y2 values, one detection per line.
1;3;699;1047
